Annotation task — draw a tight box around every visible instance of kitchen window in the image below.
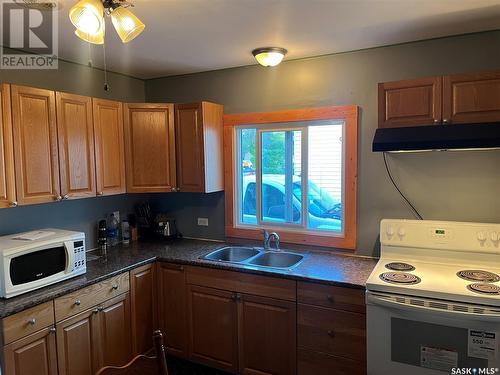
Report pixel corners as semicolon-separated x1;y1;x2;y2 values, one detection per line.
224;106;358;250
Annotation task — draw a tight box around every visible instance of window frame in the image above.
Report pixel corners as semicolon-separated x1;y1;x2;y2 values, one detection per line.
223;105;358;250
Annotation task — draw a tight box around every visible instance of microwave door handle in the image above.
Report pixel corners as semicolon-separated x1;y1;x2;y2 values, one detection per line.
367;292;500;323
65;241;75;272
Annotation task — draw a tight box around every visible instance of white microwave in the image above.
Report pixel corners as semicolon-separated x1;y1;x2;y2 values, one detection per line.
0;229;86;298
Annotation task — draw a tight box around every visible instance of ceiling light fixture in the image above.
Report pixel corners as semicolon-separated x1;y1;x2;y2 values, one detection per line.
252;47;287;67
69;0;145;44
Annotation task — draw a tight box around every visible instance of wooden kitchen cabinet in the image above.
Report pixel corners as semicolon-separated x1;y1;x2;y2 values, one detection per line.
11;85;60;205
378;76;442;128
124;103;176;192
238;294;296;375
56;92;96;199
0;84;16;209
187;285;239;373
443;70;500;124
130;263;158;355
174;102;224;193
98;293;132;368
3;326;58;375
92;98;126;196
56;306;101;375
157;262;188;358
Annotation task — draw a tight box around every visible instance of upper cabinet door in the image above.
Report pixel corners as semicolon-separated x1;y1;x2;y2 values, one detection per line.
175;102;224;193
0;84;16;209
93;98;126;196
11;85;60;205
56;92;96;199
175;103;205;192
378;77;442;128
124;103;176;193
443;70;500;124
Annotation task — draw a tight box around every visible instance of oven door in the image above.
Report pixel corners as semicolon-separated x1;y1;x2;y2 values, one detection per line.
367;291;500;375
4;241;75;297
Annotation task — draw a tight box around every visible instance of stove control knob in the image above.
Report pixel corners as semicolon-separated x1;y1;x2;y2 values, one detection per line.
477;231;487;242
490;231;499;243
386;226;395;238
397;227;406;238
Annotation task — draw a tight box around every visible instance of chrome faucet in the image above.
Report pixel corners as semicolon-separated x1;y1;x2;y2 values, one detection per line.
262;230;280;250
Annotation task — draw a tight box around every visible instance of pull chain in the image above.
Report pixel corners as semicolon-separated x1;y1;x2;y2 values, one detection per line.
103;41;109;91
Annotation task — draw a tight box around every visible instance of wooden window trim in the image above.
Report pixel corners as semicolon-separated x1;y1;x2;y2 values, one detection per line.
223;105;358;250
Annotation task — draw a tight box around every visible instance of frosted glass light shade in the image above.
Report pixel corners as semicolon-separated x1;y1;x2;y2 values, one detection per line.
69;0;104;36
252;47;287;67
110;7;145;43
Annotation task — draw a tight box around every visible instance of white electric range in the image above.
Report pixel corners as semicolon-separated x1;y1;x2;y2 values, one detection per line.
366;219;500;375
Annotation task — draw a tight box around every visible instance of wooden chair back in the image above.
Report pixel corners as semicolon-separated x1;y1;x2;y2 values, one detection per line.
95;330;169;375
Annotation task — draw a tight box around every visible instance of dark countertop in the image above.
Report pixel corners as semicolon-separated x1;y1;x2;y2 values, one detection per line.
0;238;377;318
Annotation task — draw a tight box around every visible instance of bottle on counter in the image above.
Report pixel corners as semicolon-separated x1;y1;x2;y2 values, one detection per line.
122;220;130;245
107;213;119;247
98;219;107;256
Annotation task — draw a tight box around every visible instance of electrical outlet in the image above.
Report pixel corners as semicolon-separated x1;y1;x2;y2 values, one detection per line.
113;211;120;222
197;218;209;227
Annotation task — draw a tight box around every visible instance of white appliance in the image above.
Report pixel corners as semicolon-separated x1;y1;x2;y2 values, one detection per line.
0;229;86;298
367;219;500;375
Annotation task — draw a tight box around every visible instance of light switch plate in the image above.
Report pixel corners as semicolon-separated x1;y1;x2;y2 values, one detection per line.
197;218;209;226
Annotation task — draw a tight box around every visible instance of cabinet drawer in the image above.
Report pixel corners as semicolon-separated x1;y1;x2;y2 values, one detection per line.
2;301;55;345
298;348;366;375
297;282;365;313
186;266;296;301
55;273;129;321
298;304;366;360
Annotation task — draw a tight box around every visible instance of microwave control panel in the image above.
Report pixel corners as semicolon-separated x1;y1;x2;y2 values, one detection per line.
73;240;86;270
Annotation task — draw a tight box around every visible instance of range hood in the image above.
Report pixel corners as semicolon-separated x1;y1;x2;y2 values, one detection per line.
372;122;500;152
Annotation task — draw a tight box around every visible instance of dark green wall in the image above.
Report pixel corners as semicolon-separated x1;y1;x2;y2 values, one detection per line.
0;55;145;248
146;31;500;256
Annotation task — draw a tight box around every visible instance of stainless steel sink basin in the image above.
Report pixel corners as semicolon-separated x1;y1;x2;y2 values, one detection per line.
202;246;261;262
247;251;304;268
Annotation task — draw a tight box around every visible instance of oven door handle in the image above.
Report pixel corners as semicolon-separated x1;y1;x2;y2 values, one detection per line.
367;292;500;322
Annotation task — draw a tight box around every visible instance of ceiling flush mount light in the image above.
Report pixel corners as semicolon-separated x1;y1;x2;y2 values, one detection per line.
70;0;145;44
252;47;287;67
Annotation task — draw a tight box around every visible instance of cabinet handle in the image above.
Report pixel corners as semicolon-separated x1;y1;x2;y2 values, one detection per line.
9;201;18;207
327;330;335;337
176;188;180;192
326;295;334;303
433;119;440;124
97;191;104;196
63;194;69;200
49;327;56;333
27;318;36;325
54;195;63;202
231;293;241;302
98;306;104;312
74;299;81;306
443;119;449;124
111;284;119;290
93;308;99;314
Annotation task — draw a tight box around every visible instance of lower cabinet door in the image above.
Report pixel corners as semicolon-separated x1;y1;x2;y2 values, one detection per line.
187;285;239;373
3;327;58;375
98;293;132;368
56;307;101;375
298;348;366;375
238;294;297;375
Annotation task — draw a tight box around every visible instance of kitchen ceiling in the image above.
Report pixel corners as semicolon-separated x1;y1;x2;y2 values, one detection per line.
41;0;500;78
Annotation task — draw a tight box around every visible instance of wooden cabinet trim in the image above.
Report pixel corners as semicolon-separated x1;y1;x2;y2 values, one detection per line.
186;265;297;302
11;85;60;205
56;92;96;199
297;281;366;314
0;84;16;208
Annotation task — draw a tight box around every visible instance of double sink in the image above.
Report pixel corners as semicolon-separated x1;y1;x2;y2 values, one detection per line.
201;246;305;270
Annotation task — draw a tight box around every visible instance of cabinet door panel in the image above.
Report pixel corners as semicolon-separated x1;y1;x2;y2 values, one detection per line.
443;70;500;124
98;293;132;368
378;77;442;128
3;327;58;375
298;348;366;375
0;84;15;208
175;103;204;192
56;92;95;199
56;308;100;375
239;294;296;375
130;263;157;355
93;98;125;196
11;85;60;204
157;263;187;358
187;285;238;373
124;104;176;192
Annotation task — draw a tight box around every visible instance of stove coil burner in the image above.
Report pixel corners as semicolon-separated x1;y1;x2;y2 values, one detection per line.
467;283;500;295
379;272;421;285
385;262;415;272
457;270;500;283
